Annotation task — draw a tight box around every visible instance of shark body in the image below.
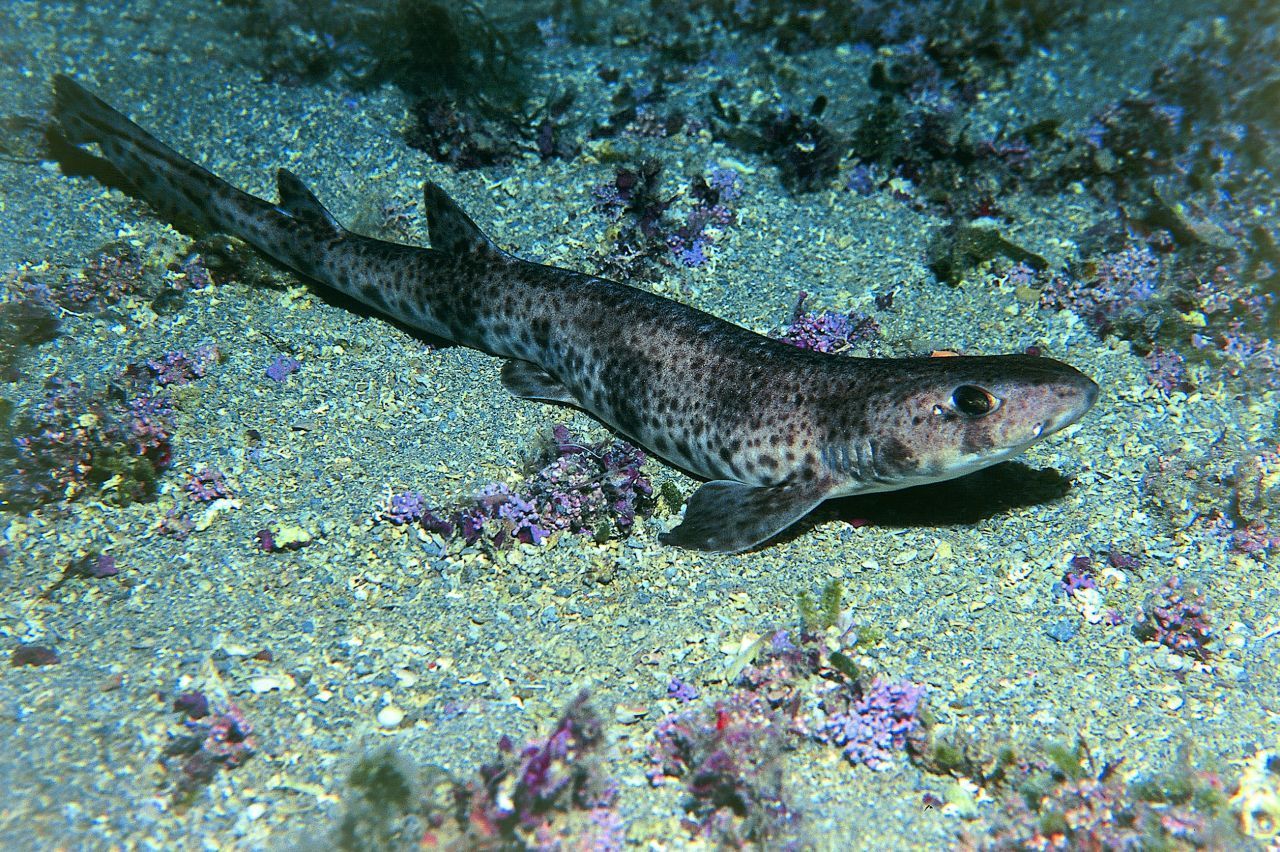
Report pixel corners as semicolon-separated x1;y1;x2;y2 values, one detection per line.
51;75;1099;552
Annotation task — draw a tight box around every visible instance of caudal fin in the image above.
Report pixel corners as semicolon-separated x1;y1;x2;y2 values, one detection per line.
51;74;345;273
53;74;240;232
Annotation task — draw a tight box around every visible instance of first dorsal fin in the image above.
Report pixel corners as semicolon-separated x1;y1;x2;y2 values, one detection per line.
422;181;500;256
275;168;342;233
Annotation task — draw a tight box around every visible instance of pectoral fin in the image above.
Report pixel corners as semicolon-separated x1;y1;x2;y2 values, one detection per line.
500;359;577;405
660;479;829;553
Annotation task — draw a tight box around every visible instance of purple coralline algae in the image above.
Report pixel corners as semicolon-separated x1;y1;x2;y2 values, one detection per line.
157;507;197;540
776;291;880;354
990;767;1212;850
667;677;699;703
1061;555;1097;597
184;467;231;503
647;613;927;843
69;552;118;579
1144;346;1191;394
648;690;795;844
55;244;149;311
407;424;653;548
173;252;214;290
146;345;220;387
594;162;742;274
163;697;255;803
265;354;301;382
381;490;428;525
425;692;618;849
1226;444;1280;555
1038;241;1163;336
732;624;928;771
1;377;176;510
665;168;741;268
813;677;927;770
971;736;1232;851
1135;576;1214;661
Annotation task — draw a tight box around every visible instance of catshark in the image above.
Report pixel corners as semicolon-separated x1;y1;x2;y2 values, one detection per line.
50;75;1099;552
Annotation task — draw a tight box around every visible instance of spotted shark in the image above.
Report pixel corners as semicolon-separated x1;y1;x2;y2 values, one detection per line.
50;75;1099;552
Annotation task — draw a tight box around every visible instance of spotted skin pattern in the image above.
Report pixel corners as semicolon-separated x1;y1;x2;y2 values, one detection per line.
51;75;1099;552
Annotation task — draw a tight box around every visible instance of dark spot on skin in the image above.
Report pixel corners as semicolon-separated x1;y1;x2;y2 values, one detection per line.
361;284;387;309
879;437;914;470
962;425;996;455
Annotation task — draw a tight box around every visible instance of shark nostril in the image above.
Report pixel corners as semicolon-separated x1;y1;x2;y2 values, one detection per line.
1032;422;1044;437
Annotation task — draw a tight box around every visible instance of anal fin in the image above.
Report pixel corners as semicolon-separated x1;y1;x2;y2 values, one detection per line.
500;360;577;405
660;479;829;553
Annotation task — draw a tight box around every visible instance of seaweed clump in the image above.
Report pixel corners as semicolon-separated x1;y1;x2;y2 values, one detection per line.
914;733;1237;849
381;424;654;548
0;377;176;511
229;0;539;167
647;580;920;844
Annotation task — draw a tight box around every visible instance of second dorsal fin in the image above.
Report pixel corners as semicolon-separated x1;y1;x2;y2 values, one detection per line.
276;169;342;233
422;181;500;256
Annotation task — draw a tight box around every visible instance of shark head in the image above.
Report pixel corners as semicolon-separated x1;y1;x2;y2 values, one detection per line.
838;354;1099;491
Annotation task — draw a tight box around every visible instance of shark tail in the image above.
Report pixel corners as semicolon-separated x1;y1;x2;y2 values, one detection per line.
51;75;343;267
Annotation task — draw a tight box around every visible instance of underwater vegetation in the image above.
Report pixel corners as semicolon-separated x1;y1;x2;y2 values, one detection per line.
424;691;620;849
0;240;225;512
1134;576;1215;662
774;291;881;354
5;0;1275;847
646;580;923;844
163;692;256;808
227;0;552;167
591;160;742;279
915;733;1237;849
648;689;797;845
382;424;653;549
314;693;621;850
1144;437;1280;558
0;341;223;512
0;375;177;511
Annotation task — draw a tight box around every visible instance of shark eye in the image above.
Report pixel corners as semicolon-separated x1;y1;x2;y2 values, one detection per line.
952;385;999;416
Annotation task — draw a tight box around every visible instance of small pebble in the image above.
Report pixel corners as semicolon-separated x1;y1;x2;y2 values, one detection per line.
377;704;405;728
11;645;59;667
1045;620;1078;642
614;704;648;724
251;676;284;693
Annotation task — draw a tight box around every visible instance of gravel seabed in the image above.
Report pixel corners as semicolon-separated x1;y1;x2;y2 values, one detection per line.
1;1;1276;848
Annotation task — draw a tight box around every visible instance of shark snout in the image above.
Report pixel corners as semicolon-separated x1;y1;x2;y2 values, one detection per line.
1041;371;1099;437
